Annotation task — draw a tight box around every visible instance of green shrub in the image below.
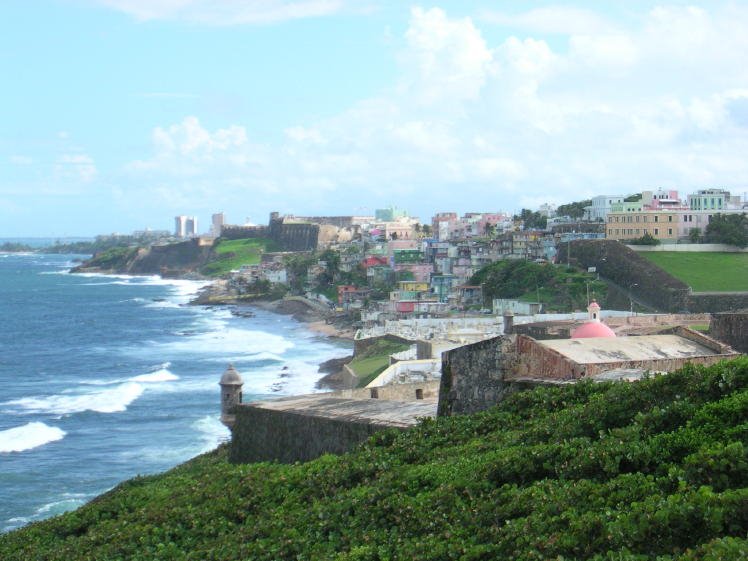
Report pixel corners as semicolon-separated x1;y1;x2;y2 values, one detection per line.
2;358;747;560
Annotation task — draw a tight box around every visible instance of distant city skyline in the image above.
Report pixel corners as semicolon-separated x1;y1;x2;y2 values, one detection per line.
2;1;748;236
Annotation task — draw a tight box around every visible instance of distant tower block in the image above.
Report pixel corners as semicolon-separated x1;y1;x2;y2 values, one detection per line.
219;364;244;430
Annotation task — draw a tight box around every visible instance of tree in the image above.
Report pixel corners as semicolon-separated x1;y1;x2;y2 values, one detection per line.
514;209;547;230
628;232;660;246
688;227;701;243
556;200;592;220
704;213;748;248
421;224;432;237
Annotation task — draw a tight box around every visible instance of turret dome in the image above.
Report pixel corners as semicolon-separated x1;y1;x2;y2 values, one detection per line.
219;364;243;386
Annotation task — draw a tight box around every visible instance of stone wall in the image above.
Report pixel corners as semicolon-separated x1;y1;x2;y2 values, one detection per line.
221;220;319;251
688;293;748;313
230;405;397;464
711;311;748;353
512;335;584;380
337;381;441;401
563;239;691;312
629;243;748;253
274;223;320;252
437;335;517;416
221;225;269;240
353;334;415;356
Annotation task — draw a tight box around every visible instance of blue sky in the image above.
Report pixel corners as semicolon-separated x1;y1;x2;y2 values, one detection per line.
2;1;747;236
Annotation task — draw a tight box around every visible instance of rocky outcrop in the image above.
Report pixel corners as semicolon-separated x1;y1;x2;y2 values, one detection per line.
72;239;215;277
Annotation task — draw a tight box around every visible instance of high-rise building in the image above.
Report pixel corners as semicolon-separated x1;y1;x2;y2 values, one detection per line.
175;215;198;238
211;212;225;237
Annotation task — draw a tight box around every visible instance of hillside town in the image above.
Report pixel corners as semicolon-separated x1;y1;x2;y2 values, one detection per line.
158;188;744;321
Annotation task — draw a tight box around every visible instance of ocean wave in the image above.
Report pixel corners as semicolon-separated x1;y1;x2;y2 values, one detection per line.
78;363;179;386
6;382;144;415
130;368;179;383
194;415;230;452
148;326;295;358
0;422;66;453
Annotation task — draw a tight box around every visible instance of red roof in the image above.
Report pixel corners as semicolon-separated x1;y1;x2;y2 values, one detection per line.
571;322;616;339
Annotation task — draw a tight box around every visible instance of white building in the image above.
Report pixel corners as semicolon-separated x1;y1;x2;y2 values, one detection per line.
175;215;198;238
584;195;625;222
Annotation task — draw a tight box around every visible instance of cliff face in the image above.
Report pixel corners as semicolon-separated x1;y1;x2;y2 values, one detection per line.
72;239;215;277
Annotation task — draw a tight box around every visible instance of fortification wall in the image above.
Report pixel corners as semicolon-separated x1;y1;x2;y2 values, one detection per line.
230;405;394;464
688;293;748;313
711;311;748;353
220;225;269;240
563;239;690;312
221;221;319;251
437;335;517;416
353;334;415;356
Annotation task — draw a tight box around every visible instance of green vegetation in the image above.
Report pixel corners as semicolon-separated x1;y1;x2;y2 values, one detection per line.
514;208;547;229
81;246;140;269
201;238;280;277
0;242;34;252
557;199;592;220
641;252;748;292
46;233;170;255
2;358;747;560
471;260;607;311
628;232;660;246
347;338;411;387
705;213;748;248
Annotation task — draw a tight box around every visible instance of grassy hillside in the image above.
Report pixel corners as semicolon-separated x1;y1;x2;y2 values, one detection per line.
2;358;747;560
641;252;748;292
201;238;281;277
471;260;608;311
347;339;412;387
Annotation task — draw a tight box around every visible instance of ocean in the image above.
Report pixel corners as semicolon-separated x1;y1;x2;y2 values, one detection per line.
0;252;351;532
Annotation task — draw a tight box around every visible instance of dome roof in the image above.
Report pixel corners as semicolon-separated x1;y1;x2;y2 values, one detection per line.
571;321;616;339
219;364;243;386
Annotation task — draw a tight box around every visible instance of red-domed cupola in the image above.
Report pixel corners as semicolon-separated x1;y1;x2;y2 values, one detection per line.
571;300;616;339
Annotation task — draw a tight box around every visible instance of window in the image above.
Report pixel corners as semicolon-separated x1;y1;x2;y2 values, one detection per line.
668;228;672;235
668;215;673;222
654;216;659;222
655;228;659;235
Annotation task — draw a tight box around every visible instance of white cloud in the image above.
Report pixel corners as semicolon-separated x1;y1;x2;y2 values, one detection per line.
9;155;33;165
124;5;748;217
55;154;97;183
285;126;326;145
480;6;618;35
400;7;493;103
95;0;345;24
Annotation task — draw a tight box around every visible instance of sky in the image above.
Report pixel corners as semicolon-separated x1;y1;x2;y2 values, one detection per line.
2;1;748;236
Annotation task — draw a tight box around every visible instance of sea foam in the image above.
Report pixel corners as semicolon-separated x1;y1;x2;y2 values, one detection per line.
6;382;144;415
0;422;66;453
129;369;179;383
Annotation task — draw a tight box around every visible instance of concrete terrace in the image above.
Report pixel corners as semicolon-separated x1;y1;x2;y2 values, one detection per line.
248;394;437;428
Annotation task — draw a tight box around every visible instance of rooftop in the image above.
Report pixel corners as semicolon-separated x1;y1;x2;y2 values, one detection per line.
540;334;721;364
247;394;436;428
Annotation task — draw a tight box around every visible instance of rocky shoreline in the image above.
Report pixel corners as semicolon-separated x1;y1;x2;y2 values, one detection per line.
189;281;358;389
71;265;358;388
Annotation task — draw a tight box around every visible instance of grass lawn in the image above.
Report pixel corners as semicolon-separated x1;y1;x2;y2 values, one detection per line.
641;251;748;292
348;339;411;387
201;238;280;277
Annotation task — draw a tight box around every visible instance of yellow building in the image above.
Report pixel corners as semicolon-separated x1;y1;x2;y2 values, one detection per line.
398;281;430;292
605;211;679;241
